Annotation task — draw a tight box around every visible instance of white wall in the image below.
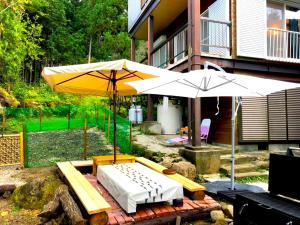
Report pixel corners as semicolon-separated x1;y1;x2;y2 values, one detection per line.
128;0;142;32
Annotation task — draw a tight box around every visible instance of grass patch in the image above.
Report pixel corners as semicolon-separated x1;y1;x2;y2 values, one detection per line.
219;168;228;178
238;175;269;183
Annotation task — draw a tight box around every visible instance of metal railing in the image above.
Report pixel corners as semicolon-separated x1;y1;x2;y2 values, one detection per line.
152;27;188;68
200;17;231;57
267;28;300;62
150;17;231;68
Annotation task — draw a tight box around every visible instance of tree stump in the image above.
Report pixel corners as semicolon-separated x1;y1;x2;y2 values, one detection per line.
39;185;86;225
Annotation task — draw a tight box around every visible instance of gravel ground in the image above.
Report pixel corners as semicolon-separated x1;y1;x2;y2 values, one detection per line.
27;128;113;167
135;134;184;154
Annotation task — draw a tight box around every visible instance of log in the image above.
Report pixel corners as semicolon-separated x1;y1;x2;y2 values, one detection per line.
59;185;86;225
191;191;205;200
89;212;108;225
0;184;16;194
39;185;86;225
38;186;62;218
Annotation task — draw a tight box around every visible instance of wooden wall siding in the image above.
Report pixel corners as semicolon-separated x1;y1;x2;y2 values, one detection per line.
287;89;300;140
241;97;268;141
268;91;287;141
201;97;234;144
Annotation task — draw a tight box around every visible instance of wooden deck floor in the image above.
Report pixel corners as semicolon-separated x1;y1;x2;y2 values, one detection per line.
85;174;221;225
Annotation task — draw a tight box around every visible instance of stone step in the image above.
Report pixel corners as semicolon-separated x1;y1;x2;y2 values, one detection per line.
234;170;269;180
220;154;258;165
253;160;269;169
220;163;257;174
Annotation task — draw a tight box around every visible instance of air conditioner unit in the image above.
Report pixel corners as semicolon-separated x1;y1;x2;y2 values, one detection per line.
153;35;167;49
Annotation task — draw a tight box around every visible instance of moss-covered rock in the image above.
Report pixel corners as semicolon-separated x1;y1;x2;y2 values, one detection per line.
0;87;20;107
11;175;62;210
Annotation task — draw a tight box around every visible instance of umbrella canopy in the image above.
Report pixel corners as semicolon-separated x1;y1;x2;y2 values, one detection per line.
42;59;179;163
127;69;300;190
126;69;300;97
42;59;175;96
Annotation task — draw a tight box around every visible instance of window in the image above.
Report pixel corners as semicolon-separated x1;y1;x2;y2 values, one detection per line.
286;6;300;32
174;29;187;62
153;44;168;68
267;2;285;29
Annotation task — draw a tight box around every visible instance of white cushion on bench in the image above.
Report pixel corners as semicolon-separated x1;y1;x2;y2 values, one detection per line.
97;162;183;213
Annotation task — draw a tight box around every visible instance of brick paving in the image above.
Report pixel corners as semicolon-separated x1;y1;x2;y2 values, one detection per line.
85;174;221;225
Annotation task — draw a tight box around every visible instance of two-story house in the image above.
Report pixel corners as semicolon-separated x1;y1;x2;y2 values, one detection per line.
128;0;300;150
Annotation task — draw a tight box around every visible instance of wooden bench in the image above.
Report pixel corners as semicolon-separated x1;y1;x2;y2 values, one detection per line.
57;162;111;225
135;157;205;200
92;155;136;176
71;160;93;168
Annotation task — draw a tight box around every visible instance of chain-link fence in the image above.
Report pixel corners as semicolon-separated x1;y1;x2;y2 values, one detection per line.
2;106;131;167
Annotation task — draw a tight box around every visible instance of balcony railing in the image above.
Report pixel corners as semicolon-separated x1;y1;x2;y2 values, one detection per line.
267;28;300;63
151;18;231;68
152;27;188;69
200;17;231;57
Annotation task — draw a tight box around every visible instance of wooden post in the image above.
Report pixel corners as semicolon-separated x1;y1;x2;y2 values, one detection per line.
130;122;133;145
2;108;6;135
107;112;111;142
103;112;106;131
96;106;99;126
188;0;201;146
131;38;136;62
23;125;28;168
68;105;71;129
39;110;43;131
147;15;154;121
19;132;24;167
112;71;117;163
83;113;88;160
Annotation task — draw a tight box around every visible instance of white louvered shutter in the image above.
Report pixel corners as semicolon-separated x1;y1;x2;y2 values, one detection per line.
241;97;268;141
268;91;287;141
236;0;267;58
287;88;300;141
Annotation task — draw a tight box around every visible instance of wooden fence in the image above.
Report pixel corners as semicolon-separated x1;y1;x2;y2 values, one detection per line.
0;133;24;167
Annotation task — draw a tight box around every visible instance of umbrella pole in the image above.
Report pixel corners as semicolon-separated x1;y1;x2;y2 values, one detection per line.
231;96;235;190
113;72;117;164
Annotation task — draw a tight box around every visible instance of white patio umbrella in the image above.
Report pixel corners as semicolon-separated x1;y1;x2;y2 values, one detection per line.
127;69;300;190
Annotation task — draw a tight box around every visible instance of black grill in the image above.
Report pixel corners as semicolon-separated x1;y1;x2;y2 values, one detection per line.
234;152;300;225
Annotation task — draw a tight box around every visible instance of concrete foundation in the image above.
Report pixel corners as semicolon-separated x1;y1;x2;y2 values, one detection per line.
269;143;300;152
180;146;221;174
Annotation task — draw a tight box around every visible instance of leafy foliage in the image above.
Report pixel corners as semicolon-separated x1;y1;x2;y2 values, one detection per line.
0;0;131;106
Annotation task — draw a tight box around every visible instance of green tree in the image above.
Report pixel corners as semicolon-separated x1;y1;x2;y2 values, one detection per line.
76;0;130;61
0;0;44;86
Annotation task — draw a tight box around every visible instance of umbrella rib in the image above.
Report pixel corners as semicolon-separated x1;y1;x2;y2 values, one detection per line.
218;76;265;96
55;72;108;87
180;79;205;90
56;72;90;86
106;71;113;92
96;71;111;79
139;79;180;94
117;70;140;81
86;73;109;80
206;80;235;91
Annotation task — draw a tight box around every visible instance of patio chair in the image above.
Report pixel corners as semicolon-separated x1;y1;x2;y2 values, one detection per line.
166;118;211;145
200;118;211;143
